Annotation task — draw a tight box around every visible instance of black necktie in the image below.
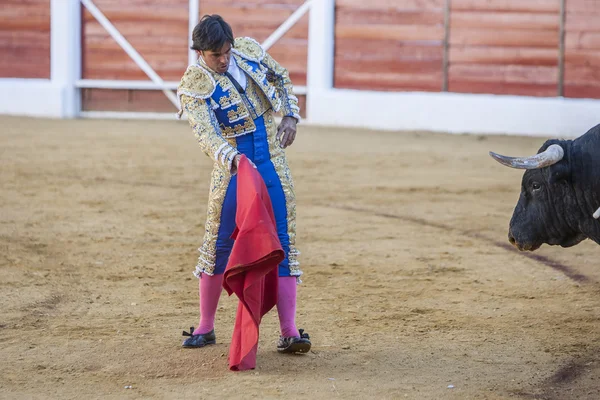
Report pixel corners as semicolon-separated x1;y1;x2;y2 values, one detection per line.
225;71;245;94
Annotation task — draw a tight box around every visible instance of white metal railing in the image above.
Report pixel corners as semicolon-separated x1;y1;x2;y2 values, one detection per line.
77;0;312;118
76;79;179;90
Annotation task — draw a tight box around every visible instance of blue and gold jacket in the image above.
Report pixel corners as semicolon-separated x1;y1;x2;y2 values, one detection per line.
177;37;300;172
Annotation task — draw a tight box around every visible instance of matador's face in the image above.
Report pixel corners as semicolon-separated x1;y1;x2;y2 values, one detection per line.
199;42;232;74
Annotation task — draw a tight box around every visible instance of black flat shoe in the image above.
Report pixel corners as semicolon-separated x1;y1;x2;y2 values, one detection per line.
181;327;216;348
277;328;311;354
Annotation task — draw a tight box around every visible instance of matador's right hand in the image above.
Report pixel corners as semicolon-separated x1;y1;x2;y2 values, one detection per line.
231;154;257;175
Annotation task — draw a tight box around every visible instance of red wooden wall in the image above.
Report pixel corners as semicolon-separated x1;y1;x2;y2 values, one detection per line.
334;0;446;92
0;0;51;79
564;0;600;98
334;0;600;100
448;0;560;97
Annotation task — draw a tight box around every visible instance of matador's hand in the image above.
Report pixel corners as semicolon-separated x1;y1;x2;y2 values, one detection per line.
277;116;297;149
231;153;257;175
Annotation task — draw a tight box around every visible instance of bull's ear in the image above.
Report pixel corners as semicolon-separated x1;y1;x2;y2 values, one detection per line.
548;161;570;185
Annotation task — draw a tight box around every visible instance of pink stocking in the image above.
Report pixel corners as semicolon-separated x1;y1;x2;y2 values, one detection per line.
193;273;224;335
276;276;300;338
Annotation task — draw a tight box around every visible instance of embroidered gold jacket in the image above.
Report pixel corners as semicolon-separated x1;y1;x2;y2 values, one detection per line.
177;37;301;172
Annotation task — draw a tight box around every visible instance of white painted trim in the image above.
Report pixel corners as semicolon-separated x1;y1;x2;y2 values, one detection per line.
262;0;312;51
51;0;81;118
291;86;307;95
80;111;181;120
308;88;600;138
188;0;199;66
306;0;335;119
0;79;67;118
79;111;287;123
76;79;180;90
80;0;179;108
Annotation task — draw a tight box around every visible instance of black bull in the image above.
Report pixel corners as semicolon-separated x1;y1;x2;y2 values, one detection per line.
489;124;600;251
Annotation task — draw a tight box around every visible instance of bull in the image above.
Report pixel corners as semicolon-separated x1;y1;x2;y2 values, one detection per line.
489;124;600;251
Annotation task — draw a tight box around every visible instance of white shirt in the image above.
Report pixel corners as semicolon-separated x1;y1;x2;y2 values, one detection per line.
199;54;247;90
227;56;247;90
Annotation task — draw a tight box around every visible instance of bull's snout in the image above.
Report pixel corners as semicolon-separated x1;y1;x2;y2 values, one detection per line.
508;230;539;251
508;234;516;246
508;229;517;247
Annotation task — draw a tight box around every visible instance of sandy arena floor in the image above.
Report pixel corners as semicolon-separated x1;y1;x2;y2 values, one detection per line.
1;116;599;399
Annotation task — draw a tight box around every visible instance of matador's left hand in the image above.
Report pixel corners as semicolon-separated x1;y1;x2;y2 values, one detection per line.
277;116;297;149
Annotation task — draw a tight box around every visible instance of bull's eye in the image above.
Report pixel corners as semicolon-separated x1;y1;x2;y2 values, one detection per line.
532;182;542;191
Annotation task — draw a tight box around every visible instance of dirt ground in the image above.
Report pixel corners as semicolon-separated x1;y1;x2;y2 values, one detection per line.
1;115;599;400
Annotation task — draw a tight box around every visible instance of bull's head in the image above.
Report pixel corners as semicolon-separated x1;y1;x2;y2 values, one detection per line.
489;142;587;251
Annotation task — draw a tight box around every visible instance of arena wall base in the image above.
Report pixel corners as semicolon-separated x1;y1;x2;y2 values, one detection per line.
0;79;73;118
307;89;600;138
0;1;81;120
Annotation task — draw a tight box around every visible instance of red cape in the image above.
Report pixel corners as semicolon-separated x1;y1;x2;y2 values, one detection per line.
223;155;284;371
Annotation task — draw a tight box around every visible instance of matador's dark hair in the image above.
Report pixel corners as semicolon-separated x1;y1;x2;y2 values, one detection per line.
190;15;234;52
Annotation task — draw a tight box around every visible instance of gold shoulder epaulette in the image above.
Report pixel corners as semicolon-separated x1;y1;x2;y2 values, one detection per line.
233;37;265;62
177;64;216;100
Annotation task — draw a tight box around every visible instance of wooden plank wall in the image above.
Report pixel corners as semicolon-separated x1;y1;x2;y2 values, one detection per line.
0;0;51;79
82;0;308;116
448;0;560;97
334;0;446;92
333;0;600;100
564;0;600;98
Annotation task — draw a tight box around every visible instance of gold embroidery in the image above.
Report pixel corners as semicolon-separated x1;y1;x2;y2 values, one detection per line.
182;94;238;277
260;51;300;120
234;124;244;135
244;76;272;118
214;73;233;92
177;65;215;99
233;37;265;62
218;89;241;109
227;107;249;123
219;118;255;138
194;164;233;276
220;125;233;137
182;95;236;171
235;56;282;113
264;112;301;277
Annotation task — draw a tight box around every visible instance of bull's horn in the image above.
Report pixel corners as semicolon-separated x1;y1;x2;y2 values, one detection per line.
489;144;564;169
